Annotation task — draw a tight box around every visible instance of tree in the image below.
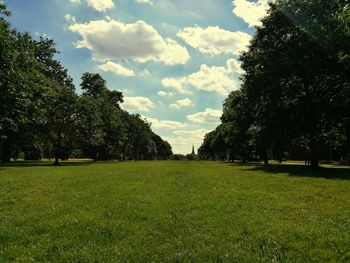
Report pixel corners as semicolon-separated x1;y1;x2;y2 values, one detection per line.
46;83;78;165
241;0;350;167
107;90;124;109
81;73;108;99
151;133;173;160
0;5;172;164
0;7;48;161
221;91;253;163
98;100;125;160
76;96;104;161
200;0;350;167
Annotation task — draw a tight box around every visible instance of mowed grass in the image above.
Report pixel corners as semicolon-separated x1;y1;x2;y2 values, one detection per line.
0;161;350;262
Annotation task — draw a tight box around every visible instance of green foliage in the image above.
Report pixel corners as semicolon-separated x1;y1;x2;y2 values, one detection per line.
76;75;172;162
200;0;350;166
81;73;108;99
170;154;186;160
0;161;350;261
0;5;172;163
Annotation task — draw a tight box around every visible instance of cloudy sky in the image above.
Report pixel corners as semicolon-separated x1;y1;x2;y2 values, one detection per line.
6;0;269;154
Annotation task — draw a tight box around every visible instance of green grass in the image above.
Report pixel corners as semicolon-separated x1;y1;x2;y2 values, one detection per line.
1;161;350;262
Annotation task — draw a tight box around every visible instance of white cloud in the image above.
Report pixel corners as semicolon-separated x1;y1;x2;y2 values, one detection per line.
187;108;222;124
164;128;211;154
98;61;135;77
226;58;244;74
157;91;173;97
136;0;153;5
157;38;190;65
170;98;193;109
174;129;212;139
140;69;151;78
69;0;114;12
69;19;190;65
122;96;153;112
161;77;192;94
188;64;238;95
86;0;114;12
232;0;270;27
161;59;240;96
177;25;251;56
64;14;76;23
142;116;188;129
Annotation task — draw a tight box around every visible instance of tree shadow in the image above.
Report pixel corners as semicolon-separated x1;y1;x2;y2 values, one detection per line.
0;160;95;168
242;164;350;180
226;161;264;167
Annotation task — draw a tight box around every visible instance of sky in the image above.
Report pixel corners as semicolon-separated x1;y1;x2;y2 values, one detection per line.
5;0;269;154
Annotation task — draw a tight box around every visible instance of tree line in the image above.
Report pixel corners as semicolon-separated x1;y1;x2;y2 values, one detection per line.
0;4;172;165
199;0;350;167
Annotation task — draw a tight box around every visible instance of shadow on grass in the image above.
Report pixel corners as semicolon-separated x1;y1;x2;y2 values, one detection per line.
240;164;350;180
0;160;95;168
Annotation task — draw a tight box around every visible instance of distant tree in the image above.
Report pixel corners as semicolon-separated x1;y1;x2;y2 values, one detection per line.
171;154;186;161
221;91;253;163
198;130;216;160
78;73;110;161
76;96;104;161
127;114;155;160
151;133;173;160
98;101;125;160
185;154;196;161
198;127;226;161
46;84;78;165
0;5;174;164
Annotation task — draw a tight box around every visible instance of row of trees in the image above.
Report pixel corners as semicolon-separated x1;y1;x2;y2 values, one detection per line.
199;0;350;167
0;4;172;164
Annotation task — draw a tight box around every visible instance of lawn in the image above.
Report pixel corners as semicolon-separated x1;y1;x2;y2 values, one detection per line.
0;161;350;262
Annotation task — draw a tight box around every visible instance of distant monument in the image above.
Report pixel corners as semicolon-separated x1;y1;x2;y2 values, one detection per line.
185;145;196;161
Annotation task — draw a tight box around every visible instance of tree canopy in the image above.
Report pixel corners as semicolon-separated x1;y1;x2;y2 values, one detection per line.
0;4;172;164
199;0;350;167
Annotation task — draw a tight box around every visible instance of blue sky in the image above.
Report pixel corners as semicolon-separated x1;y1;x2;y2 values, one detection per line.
5;0;269;153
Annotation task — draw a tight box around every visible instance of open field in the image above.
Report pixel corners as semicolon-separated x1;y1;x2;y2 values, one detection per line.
1;161;350;262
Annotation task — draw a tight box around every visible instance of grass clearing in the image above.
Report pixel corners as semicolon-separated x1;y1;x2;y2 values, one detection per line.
0;161;350;262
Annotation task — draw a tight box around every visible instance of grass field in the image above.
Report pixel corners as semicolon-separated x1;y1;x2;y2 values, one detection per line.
1;161;350;262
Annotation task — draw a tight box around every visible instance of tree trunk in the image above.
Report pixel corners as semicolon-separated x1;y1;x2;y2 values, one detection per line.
54;155;60;166
93;152;97;162
310;139;319;168
54;136;61;166
1;139;12;162
264;158;269;166
310;159;319;168
262;150;269;166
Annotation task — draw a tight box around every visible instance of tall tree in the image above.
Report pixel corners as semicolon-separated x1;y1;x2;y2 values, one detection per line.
200;0;350;167
241;0;350;167
0;6;47;161
0;5;173;163
46;83;77;165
